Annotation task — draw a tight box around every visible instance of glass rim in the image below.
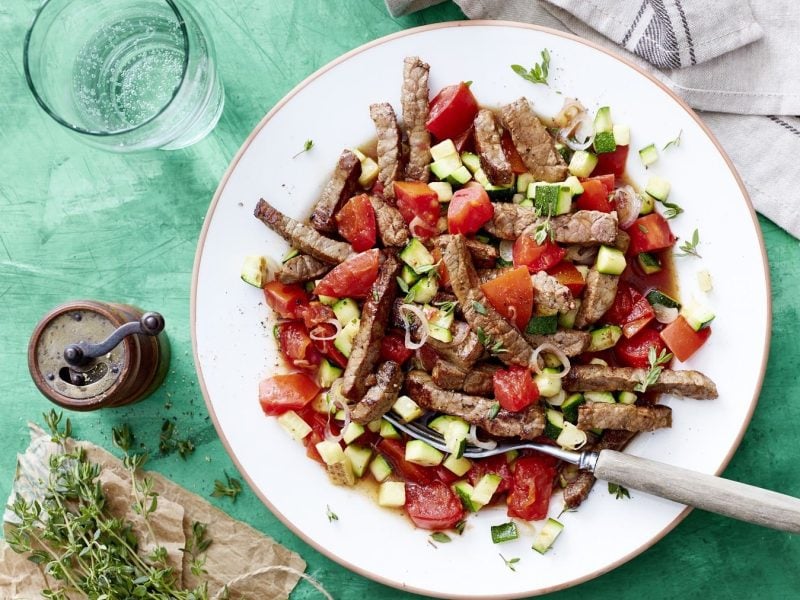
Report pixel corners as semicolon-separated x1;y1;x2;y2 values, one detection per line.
22;0;191;138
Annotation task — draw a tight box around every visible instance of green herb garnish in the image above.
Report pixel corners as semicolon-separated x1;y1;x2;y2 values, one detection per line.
511;49;551;85
396;276;410;294
675;228;701;258
433;299;457;315
659;199;684;219
663;129;683;151
430;532;452;544
455;519;467;535
608;483;631;499
111;423;134;453
293;139;314;158
500;553;521;572
634;347;673;393
472;300;487;315
488;402;501;420
212;471;243;502
326;505;339;523
477;327;508;355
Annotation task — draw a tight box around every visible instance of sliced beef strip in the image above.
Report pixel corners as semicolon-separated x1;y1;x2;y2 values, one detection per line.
524;330;591;357
341;254;401;401
500;98;567;182
563;429;635;508
426;322;485;369
435;235;498;269
614;229;630;253
278;254;331;284
370;103;403;200
401;56;432;182
484;205;617;244
574;268;619;329
254;199;354;264
463;289;535;368
564;245;598;265
564;365;719;399
439;234;480;304
405;371;545;439
577;403;672;432
350;361;404;424
478;266;514;285
431;360;498;396
310;150;362;233
370;196;409;246
531;270;575;316
473;108;513;186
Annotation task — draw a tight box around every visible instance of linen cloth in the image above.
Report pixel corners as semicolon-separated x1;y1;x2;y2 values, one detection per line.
386;0;800;238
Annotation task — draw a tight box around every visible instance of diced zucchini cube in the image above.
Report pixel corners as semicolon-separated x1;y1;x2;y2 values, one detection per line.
366;419;383;433
584;391;616;404
369;454;393;482
343;444;372;478
618;391;638;405
378;481;406;507
399;238;434;272
359;157;379;188
516;172;535;194
317;358;343;389
612;124;630;146
276;410;312;441
593;131;617;154
532;518;564;554
564;175;584;195
240;255;268;288
430;139;458;161
526;315;558;335
534;371;562;398
471;473;502;506
407;275;438;304
379;419;401;439
332;298;360;326
544;408;565;439
594;106;613;133
588;325;622;352
595;245;627;275
430;154;462;180
341;421;365;445
637;252;662;274
680;298;715;331
638;144;659;167
558;300;581;330
640;193;655;215
405;440;444;467
645;175;671;201
460;151;482;174
427;323;453;343
429;181;453;202
443;454;472;477
391;395;424;423
561;393;585;424
446;165;473;185
333;317;360;358
453;481;480;512
315;440;346;465
568;150;598;178
326;459;356;486
400;264;421;287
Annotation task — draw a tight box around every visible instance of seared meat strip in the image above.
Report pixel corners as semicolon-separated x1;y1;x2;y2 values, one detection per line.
350;361;404;423
484;205;618;244
574;268;619;329
370;196;409;246
427;323;484;369
405;371;545;439
531;271;575;316
524;330;591;357
564;365;719;399
478;266;513;285
254;199;354;264
563;430;635;508
370;103;403;200
614;229;630;253
577;403;672;432
439;234;480;303
432;360;497;395
500;98;567;182
463;289;534;368
341;254;401;400
436;234;498;269
278;254;331;284
473;108;513;186
564;245;598;265
401;56;432;182
310;150;362;233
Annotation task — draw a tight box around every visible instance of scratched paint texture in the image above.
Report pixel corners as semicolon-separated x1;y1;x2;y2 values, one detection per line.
0;1;798;598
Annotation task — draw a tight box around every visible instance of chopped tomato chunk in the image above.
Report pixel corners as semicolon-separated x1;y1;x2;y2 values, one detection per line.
259;373;320;416
431;246;450;288
576;178;614;213
480;266;533;330
501;130;527;174
513;237;566;273
306;321;348;368
593;145;629;179
493;366;540;412
547;261;586;296
336;193;376;252
405;481;464;530
604;283;642;325
379;331;414;365
507;455;558;521
622;297;656;339
614;326;667;368
426;82;480;141
299;301;336;329
660;316;712;362
263;281;309;319
276;321;321;368
452;126;474;153
314;249;381;299
627;213;677;255
447;182;493;235
394;181;440;238
377;438;435;485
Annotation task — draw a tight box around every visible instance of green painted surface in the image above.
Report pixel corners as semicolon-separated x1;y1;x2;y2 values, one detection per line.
0;1;798;598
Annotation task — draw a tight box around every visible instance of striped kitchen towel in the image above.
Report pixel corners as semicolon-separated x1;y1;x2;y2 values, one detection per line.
386;0;800;238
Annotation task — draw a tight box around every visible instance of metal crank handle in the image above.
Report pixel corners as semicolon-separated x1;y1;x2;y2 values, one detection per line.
594;450;800;533
63;312;165;366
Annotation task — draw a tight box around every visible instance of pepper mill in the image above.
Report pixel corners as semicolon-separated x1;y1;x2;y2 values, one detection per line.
28;301;170;411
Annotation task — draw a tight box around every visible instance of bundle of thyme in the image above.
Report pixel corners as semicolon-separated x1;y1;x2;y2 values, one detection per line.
6;411;219;600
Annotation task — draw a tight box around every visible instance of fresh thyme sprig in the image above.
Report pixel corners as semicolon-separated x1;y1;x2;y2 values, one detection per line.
326;505;339;523
159;419;195;460
292;139;314;158
608;483;631;499
212;471;243;502
663;129;683;150
675;228;702;258
511;49;551;85
634;346;673;393
500;553;521;572
476;327;508;355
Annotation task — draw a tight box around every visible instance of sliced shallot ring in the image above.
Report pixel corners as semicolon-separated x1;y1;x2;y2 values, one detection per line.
613;185;643;230
309;319;341;341
654;304;679;324
324;380;351;443
530;343;571;378
467;424;498;450
399;303;429;350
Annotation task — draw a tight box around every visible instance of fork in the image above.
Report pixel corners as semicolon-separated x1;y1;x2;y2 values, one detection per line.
382;414;800;533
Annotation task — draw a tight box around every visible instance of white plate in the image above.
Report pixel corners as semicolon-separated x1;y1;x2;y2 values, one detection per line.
192;22;770;599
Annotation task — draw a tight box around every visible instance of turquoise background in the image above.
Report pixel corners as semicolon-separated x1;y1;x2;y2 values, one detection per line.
0;1;797;598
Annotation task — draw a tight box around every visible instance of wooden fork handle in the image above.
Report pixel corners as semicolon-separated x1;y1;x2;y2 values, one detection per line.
594;450;800;533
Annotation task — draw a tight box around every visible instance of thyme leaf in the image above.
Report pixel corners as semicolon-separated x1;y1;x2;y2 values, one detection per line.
663;129;683;151
212;471;243;502
608;483;631;499
634;346;673;393
292;139;314;158
675;228;702;258
510;49;551;85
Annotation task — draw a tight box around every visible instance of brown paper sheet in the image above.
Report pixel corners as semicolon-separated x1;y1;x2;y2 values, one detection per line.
0;426;306;599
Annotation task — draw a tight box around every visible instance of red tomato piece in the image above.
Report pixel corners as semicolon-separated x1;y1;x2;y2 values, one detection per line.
603;283;643;325
507;455;558;521
434;465;461;485
426;82;480;141
304;429;326;464
394;181;440;237
405;481;464;530
468;454;513;497
493;366;540;412
379;331;414;366
580;173;615;194
593;145;629;179
452;126;474;154
627;213;677;255
431;246;450;289
377;438;435;485
576;178;614;213
547;261;586;296
259;373;320;416
300;301;336;329
263;281;309;319
314;249;381;299
622;297;656;339
447;183;493;235
480;266;533;330
660;316;712;362
513;237;566;273
336;193;376;252
501;130;528;174
614;327;667;368
306;321;348;368
276;321;321;368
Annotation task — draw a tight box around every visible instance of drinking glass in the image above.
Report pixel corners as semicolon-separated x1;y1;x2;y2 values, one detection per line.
23;0;224;151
